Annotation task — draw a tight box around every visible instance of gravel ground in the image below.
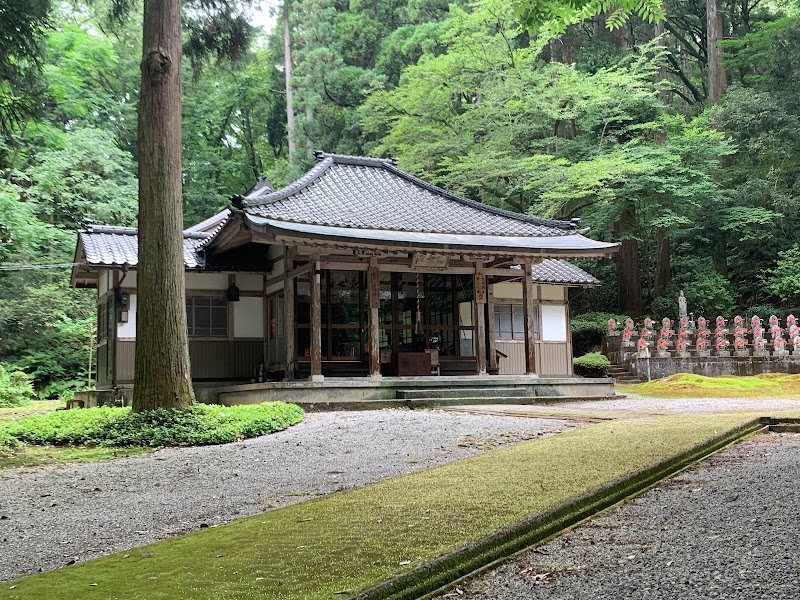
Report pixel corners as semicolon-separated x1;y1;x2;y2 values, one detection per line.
442;433;800;600
0;409;578;582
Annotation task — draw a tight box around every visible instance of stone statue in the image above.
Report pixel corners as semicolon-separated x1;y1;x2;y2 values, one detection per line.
678;290;687;319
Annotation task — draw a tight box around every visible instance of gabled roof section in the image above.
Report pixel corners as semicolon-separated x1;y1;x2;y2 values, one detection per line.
243;153;582;237
184;209;230;234
532;259;600;286
78;225;208;269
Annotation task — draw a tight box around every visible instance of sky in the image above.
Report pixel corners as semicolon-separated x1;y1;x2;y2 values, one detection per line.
247;1;279;34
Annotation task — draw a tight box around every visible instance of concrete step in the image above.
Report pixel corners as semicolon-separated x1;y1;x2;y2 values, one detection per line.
396;387;531;400
407;395;620;408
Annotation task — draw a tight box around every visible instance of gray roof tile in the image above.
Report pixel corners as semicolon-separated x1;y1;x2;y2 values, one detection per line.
532;259;599;286
80;226;207;269
245;154;580;237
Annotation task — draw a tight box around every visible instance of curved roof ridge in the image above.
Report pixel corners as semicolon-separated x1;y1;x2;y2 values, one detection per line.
244;157;334;206
381;163;576;232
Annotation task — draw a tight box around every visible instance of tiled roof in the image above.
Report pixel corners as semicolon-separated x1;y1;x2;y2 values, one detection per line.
531;259;599;286
244;153;581;237
79;226;208;269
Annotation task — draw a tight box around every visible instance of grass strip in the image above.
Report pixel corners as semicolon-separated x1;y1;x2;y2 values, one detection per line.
0;413;754;600
0;445;148;469
354;416;764;600
0;400;64;425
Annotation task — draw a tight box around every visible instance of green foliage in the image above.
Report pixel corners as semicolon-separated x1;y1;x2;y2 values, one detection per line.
572;351;611;377
570;311;629;355
745;304;785;323
766;245;800;306
0;402;304;449
652;260;735;319
0;365;35;408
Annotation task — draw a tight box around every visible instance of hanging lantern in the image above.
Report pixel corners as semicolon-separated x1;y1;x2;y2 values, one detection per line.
226;283;240;302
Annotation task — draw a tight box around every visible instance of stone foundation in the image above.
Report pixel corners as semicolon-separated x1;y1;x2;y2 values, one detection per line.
625;355;800;380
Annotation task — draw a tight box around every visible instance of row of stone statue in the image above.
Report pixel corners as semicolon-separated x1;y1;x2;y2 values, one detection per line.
608;314;800;357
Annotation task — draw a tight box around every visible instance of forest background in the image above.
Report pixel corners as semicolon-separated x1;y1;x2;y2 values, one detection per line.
1;0;799;398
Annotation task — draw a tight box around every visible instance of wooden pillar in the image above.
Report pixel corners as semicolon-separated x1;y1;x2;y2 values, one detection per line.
522;260;537;376
487;282;497;372
310;254;323;381
283;253;296;380
368;259;381;379
475;266;487;375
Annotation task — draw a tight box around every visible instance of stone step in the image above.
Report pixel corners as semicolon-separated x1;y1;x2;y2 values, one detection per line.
406;395;619;408
396;387;531;400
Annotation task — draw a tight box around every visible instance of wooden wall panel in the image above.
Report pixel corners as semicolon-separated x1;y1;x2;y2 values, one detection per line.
496;341;526;375
97;344;110;387
115;341;136;383
113;340;262;383
495;341;572;376
538;343;572;376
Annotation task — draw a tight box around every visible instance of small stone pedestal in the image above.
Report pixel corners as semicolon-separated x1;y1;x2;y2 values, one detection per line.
637;349;651;359
736;349;750;358
622;341;635;349
716;350;731;357
607;331;620;337
774;349;789;357
676;350;690;359
696;350;711;358
754;349;770;357
792;348;800;357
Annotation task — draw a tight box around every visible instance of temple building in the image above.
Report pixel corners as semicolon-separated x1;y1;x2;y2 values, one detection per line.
71;153;618;404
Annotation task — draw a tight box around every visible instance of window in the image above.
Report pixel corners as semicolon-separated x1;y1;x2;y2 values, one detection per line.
186;297;228;337
495;303;538;340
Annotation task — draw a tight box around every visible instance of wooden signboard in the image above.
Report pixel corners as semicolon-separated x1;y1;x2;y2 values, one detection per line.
475;273;487;304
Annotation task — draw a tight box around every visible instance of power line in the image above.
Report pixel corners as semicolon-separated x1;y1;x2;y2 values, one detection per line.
0;262;85;271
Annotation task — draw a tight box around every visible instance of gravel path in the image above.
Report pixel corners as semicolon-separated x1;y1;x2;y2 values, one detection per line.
442;433;800;600
0;409;579;582
446;394;800;421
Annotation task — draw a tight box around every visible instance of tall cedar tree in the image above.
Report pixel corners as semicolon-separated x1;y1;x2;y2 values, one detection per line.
133;0;195;411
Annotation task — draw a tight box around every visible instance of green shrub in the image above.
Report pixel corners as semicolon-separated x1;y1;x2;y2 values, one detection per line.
0;402;304;448
570;312;630;356
745;304;784;323
573;352;611;377
0;364;35;408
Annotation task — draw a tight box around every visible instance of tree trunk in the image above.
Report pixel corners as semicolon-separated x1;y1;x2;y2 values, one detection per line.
133;0;195;412
706;0;727;105
616;205;643;317
283;1;297;163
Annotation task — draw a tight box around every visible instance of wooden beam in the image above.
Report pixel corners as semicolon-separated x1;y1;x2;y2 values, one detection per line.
487;284;497;372
368;259;381;379
284;253;296;379
265;262;311;289
522;260;537;375
309;254;323;381
475;265;487;376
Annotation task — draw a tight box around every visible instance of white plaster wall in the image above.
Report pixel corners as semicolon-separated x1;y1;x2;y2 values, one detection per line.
234;297;264;339
541;285;566;301
266;257;286;295
124;271;137;289
267;245;286;261
237;273;263;291
117;294;137;339
541;304;568;341
492;281;523;300
185;272;228;290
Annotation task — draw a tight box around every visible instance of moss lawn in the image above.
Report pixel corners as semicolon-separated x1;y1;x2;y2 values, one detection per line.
0;412;755;600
